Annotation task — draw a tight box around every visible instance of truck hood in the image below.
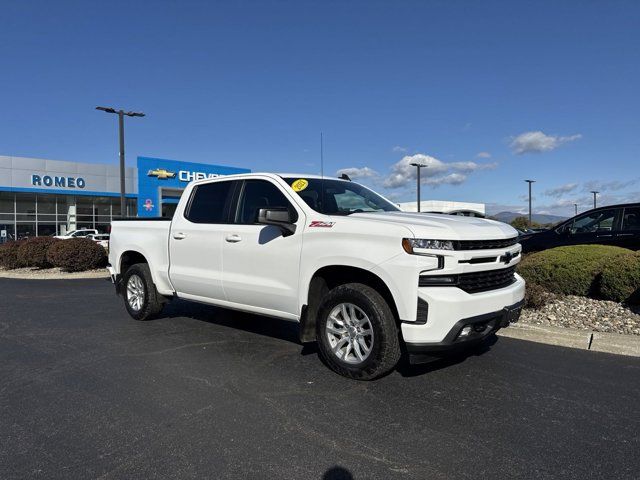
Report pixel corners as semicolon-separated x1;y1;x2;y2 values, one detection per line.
348;212;518;240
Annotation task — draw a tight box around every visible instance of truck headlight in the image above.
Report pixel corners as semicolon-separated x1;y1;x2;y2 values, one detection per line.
402;238;454;254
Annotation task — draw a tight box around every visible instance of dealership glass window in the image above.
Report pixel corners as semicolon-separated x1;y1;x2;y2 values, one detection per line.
37;194;56;214
17;222;36;239
76;197;94;216
95;197;111;216
128;198;137;217
0;223;15;243
16;194;36;216
57;196;75;224
37;223;57;237
0;191;14;214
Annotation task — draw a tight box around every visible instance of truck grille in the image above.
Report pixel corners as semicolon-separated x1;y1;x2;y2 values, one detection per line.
457;266;517;293
418;266;517;293
454;237;518;251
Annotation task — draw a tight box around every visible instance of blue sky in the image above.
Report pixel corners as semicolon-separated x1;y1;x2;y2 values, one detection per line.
1;0;639;216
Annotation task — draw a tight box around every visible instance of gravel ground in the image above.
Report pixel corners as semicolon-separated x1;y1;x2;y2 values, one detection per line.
0;267;109;280
522;295;640;336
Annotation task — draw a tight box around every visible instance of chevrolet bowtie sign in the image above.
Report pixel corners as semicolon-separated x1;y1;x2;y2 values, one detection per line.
147;169;177;179
147;168;220;182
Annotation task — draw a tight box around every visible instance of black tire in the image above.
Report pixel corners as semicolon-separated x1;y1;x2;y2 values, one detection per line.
316;283;401;380
121;263;164;321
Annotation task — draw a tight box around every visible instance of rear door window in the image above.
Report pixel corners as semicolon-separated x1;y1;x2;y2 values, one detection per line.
622;207;640;231
185;181;235;224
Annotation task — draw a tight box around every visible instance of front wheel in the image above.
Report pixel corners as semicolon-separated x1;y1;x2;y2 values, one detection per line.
316;283;401;380
122;263;164;321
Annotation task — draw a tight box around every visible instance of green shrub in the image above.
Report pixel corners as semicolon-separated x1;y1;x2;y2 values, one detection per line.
517;245;632;297
0;240;26;269
16;237;60;268
524;282;555;309
600;252;640;304
47;238;107;272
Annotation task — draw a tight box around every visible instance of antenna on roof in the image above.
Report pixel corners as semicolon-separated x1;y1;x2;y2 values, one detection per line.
320;132;326;212
320;132;324;178
339;173;351;181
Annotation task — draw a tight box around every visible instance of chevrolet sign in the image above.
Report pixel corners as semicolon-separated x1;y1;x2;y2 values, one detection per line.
147;169;177;179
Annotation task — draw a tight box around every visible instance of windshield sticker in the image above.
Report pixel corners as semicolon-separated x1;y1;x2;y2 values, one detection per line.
309;221;335;228
291;179;309;192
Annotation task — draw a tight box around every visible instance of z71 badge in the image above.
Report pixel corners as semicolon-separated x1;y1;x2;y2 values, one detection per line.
309;221;335;228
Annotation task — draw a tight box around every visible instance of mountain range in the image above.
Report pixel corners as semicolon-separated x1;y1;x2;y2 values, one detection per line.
490;211;568;225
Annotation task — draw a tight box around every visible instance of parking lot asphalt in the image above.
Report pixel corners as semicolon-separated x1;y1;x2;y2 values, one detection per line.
1;278;639;480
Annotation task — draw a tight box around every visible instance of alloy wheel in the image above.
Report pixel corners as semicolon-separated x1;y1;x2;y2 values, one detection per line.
325;303;374;364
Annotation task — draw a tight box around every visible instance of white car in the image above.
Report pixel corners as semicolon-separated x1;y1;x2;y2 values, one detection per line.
107;173;524;380
54;229;98;240
88;234;110;249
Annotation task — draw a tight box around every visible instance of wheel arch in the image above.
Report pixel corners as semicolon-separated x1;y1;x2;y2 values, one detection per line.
298;264;400;343
119;250;149;275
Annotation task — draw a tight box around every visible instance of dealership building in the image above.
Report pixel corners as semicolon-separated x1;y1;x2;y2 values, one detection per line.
0;155;249;240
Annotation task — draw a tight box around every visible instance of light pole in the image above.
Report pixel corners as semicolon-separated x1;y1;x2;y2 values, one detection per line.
96;106;145;217
590;191;599;209
525;179;536;227
574;203;578;216
410;162;426;212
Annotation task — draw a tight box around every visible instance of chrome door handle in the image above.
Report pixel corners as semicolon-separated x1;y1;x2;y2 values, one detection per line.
225;234;242;243
173;232;186;240
616;233;634;237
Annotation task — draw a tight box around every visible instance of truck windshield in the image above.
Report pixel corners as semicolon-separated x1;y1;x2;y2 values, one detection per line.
282;177;400;215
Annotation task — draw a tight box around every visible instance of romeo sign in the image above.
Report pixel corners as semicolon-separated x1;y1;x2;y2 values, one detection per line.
31;174;86;189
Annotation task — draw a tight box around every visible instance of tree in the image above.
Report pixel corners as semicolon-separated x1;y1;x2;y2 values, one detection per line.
510;216;530;231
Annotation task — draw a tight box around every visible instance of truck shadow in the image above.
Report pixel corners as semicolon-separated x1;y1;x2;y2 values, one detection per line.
156;298;499;377
396;335;499;377
160;298;302;345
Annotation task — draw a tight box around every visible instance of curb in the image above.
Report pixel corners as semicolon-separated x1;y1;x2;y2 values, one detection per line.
497;322;640;357
0;269;110;280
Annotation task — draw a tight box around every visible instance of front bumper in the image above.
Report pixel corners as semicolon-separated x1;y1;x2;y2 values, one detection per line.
401;273;525;353
405;299;523;364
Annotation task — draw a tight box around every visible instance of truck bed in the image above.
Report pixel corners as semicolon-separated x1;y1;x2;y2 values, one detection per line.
109;219;174;295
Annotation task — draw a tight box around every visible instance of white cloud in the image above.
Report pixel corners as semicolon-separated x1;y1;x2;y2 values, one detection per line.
424;173;467;186
510;131;582;155
544;183;578;198
449;161;498;173
583;179;638;192
335;167;378;179
381;153;495;189
392;146;408;153
476;152;492;159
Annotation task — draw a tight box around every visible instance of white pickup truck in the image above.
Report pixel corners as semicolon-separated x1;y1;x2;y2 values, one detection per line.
108;173;524;379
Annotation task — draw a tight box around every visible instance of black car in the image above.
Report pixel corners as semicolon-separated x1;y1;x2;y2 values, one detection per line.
519;203;640;253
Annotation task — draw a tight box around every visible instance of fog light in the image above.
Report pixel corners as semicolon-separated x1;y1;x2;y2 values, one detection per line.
459;325;472;337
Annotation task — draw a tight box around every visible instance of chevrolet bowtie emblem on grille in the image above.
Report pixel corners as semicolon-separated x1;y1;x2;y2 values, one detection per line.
500;251;514;264
147;168;177;179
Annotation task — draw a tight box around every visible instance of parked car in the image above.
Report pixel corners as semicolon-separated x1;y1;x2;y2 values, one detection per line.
520;203;640;253
54;229;99;240
108;173;525;380
88;233;110;249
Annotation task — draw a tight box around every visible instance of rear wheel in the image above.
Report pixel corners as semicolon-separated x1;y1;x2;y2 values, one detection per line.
122;263;164;321
316;283;401;380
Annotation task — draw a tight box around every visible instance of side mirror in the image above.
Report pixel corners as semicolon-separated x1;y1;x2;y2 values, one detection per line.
258;208;296;236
